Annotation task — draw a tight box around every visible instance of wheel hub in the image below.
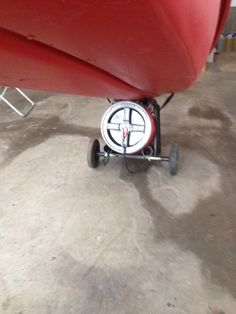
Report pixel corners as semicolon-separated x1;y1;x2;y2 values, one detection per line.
101;101;156;154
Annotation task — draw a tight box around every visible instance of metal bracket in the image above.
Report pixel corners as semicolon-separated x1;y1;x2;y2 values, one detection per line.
0;87;36;118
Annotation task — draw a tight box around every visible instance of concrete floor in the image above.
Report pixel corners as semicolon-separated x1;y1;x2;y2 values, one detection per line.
0;53;236;314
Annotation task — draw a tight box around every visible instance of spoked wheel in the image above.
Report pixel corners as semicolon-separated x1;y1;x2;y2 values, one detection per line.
169;144;179;175
87;139;100;168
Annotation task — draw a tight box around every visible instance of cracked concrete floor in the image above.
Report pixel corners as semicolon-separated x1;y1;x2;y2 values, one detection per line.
0;53;236;314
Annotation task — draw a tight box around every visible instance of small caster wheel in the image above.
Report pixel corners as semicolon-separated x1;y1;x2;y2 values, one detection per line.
169;144;179;175
87;139;100;168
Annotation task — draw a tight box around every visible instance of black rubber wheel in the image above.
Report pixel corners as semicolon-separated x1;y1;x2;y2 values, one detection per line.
87;139;100;168
169;144;179;175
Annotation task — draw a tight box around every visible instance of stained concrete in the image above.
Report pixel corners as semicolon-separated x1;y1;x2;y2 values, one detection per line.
0;53;236;314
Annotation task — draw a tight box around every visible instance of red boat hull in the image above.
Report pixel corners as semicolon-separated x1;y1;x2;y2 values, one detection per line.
0;0;230;99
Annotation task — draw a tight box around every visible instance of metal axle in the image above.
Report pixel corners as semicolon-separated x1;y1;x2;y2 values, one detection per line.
97;152;169;162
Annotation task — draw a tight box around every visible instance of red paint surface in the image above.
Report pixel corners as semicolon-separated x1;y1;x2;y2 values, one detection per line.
0;0;230;99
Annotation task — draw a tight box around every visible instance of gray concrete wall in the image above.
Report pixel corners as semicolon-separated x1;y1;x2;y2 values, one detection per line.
224;8;236;33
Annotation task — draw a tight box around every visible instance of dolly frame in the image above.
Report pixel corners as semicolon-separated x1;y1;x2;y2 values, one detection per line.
87;98;179;175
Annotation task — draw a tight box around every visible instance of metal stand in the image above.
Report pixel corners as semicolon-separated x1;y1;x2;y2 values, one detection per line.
87;98;179;175
0;87;36;118
150;98;161;156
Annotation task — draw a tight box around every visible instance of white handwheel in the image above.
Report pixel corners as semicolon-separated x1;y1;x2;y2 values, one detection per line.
101;101;156;154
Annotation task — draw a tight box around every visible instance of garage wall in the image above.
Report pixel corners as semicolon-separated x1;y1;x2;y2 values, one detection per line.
224;1;236;33
231;0;236;6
